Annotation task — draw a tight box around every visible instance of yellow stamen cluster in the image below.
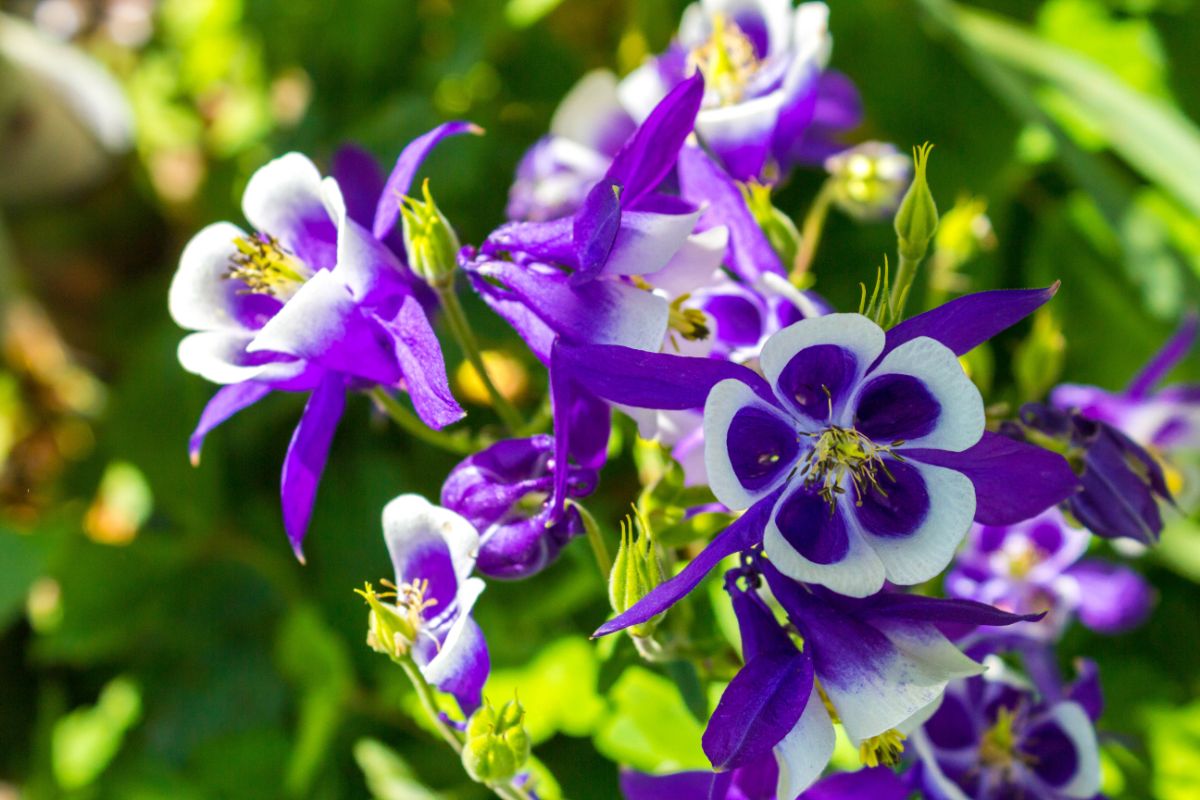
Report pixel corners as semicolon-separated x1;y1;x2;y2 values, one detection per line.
859;728;907;768
979;706;1022;770
667;294;711;343
688;14;761;106
355;579;438;661
226;234;312;299
800;424;904;510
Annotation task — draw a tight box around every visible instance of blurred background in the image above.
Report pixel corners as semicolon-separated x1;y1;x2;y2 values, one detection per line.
1;0;1199;798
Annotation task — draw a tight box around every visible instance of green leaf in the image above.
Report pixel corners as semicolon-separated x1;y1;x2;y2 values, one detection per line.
505;0;566;28
484;637;605;744
354;738;444;800
655;512;736;548
593;667;708;772
52;676;142;790
0;527;46;631
1145;700;1200;800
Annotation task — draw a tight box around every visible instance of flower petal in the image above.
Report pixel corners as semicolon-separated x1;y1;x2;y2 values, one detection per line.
1065;559;1154;634
605;72;704;205
572;179;623;281
281;374;346;559
188;381;272;464
760;313;884;424
373;121;481;240
178;330;307;386
800;767;911;800
1127;312;1198;398
704;379;799;509
597;206;704;280
855;336;984;452
383;493;481;606
242;153;338;268
619;770;726;800
380;296;465;430
170;221;282;333
774;686;836;800
1022;702;1100;799
853;459;976;587
423;586;490;714
696;90;787;180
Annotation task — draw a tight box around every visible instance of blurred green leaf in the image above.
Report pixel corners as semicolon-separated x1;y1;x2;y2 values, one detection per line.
354;738;444;800
52;676;142;790
1145;700;1200;800
593;666;707;772
505;0;567;29
0;527;46;630
484;637;605;745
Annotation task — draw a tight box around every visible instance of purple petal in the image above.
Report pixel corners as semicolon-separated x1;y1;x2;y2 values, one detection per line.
726;407;803;494
572;179;623;282
432;616;490;714
923;692;978;750
775;343;861;423
189;381;272;464
1071;426;1165;543
281;374;346;560
468;270;558;363
904;432;1080;526
801;767;910;800
1066;658;1104;722
619;770;728;800
859;593;1045;628
852;458;931;539
784;71;864;166
373;121;482;240
593;489;780;637
482;217;576;265
1127;312;1198;398
854;374;941;443
702;649;814;769
1066;559;1155;634
730;581;796;661
775;487;852;564
883;284;1060;358
677;145;785;282
331;144;385;229
605;73;703;205
380;296;464;429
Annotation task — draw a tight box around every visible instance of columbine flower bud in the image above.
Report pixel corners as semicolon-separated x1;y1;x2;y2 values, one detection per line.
608;510;663;638
461;697;532;784
739;181;801;266
894;142;939;262
400;178;460;289
824;141;912;221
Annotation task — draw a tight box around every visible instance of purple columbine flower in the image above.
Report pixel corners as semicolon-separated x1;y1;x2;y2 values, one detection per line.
171;126;474;559
911;659;1102;800
1014;402;1172;544
378;494;490;713
619;0;861;179
947;507;1154;639
685;558;1037;797
620;764;909;800
440;435;599;579
548;286;1078;628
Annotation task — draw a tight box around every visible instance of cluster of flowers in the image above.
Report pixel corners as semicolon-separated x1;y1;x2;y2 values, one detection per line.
167;1;1197;797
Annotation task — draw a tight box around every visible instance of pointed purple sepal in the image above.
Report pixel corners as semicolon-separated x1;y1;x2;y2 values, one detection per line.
605;73;704;206
884;284;1060;358
373;120;482;240
1127;312;1198;398
572;179;623;283
189;381;272;464
281;373;346;561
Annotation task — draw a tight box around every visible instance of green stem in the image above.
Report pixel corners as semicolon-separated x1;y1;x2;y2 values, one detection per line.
888;253;922;322
369;387;474;455
436;284;525;433
790;179;835;284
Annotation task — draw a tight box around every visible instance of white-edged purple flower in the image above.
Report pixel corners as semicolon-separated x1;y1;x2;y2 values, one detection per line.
440;435;598;579
172;126;473;558
692;559;1036;798
619;0;861;179
379;494;490;713
948;507;1154;639
911;660;1102;800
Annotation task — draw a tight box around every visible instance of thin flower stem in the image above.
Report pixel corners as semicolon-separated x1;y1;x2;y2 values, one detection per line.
436;284;525;433
369;387;474;455
572;502;613;579
790;178;835;284
397;659;533;800
888;253;921;322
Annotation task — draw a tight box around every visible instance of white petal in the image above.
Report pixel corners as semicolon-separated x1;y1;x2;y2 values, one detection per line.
910;730;974;800
857;336;984;452
857;461;976;587
422;576;487;684
1040;702;1102;799
241;152;337;265
759;312;885;422
617;61;671;123
169;221;252;332
763;498;887;598
382;494;481;585
647;226;729;298
791;2;832;68
773;685;835;800
702;378;798;509
601;207;704;279
177;330;303;385
550;69;630;153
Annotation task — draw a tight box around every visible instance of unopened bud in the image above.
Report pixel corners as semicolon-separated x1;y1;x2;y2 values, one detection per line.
1013;309;1065;403
400;178;460;289
824;141;912;221
609;509;663;638
740;181;801;266
462;696;531;784
894;142;939;262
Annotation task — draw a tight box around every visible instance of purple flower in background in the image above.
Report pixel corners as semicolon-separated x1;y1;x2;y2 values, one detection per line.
1015;402;1172;544
686;558;1036;797
506;70;636;222
170;136;471;558
376;494;490;713
621;764;908;800
550;286;1078;630
911;660;1102;800
441;435;599;579
947;507;1154;639
620;0;861;179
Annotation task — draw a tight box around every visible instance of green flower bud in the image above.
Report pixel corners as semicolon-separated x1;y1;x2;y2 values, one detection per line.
894;143;939;262
739;181;801;266
462;697;531;784
608;509;663;638
824;141;912;221
1013;309;1066;403
400;178;460;289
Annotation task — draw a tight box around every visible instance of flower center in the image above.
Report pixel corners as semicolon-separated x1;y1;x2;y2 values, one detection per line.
667;295;710;342
688;14;761;106
799;425;903;508
859;728;906;768
226;233;312;299
356;579;439;660
979;706;1024;771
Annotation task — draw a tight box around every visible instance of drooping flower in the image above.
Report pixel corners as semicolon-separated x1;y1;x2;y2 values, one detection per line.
947;506;1154;639
619;0;861;180
1013;402;1172;544
361;493;490;713
911;659;1102;800
440;435;598;579
172;127;472;558
687;557;1038;797
549;286;1077;628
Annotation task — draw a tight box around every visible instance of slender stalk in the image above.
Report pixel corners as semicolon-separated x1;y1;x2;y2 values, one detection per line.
572;502;613;579
397;658;463;754
436;284;525;433
369;387;474;455
888;253;921;322
790;179;835;284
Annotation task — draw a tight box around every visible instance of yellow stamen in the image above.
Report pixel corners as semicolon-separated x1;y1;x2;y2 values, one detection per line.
859;729;906;768
667;294;710;343
979;706;1020;769
355;579;439;660
226;234;312;299
688;14;761;106
800;421;904;510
